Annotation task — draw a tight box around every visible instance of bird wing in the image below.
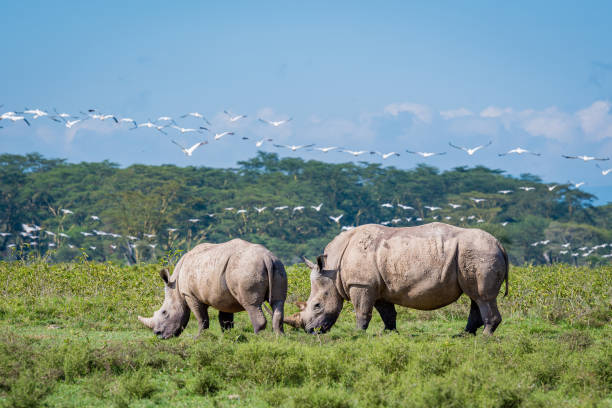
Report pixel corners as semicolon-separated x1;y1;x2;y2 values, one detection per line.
171;140;185;150
562;155;578;159
448;142;465;151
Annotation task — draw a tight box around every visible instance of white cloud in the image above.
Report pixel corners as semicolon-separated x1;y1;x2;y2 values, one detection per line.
577;100;612;140
480;106;513;118
64;119;116;143
384;103;432;123
518;107;575;141
439;108;473;120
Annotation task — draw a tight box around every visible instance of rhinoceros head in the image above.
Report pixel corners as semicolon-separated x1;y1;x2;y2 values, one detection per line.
137;268;190;339
289;255;343;333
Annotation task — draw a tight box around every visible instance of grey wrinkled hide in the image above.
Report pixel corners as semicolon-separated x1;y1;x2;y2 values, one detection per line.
293;223;508;335
138;239;287;338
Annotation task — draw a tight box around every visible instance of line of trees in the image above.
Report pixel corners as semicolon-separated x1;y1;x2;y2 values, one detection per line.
1;152;611;265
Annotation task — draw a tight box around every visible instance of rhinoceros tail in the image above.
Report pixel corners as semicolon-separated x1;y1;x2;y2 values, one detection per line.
264;256;274;304
500;244;509;297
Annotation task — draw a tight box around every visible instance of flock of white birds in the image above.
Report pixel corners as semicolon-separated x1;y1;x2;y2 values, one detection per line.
1;105;611;261
4;196;612;260
1;105;611;168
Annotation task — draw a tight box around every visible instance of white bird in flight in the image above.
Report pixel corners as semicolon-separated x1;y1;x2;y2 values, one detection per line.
547;185;558;191
213;131;235;140
181;112;211;125
397;204;414;210
255;138;273;147
61;209;73;215
1;112;30;125
405;150;446;158
470;198;487;204
448;141;492;155
572;181;586;188
519;186;535;191
341;149;369;157
314;146;340;153
274;206;288;211
23;108;49;119
311;203;323;211
259;117;292;127
424;206;441;211
498;147;541;156
371;151;400;160
224;110;247;122
274;144;315;151
596;164;612;175
90;215;100;221
329;214;344;223
498;190;513;194
172;125;200;134
171;140;208;156
65;119;82;128
381;203;393;208
562;154;609;162
254;207;267;213
448;203;462;209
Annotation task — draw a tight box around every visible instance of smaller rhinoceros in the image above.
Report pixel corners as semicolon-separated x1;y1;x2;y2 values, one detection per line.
138;239;287;338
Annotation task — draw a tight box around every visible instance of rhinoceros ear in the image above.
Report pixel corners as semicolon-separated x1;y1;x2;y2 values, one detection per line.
316;254;327;270
302;257;317;270
159;268;170;285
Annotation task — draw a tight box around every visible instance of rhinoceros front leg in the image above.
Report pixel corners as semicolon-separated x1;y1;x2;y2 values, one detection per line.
464;299;484;335
218;311;234;331
349;286;375;330
374;300;397;331
184;296;209;338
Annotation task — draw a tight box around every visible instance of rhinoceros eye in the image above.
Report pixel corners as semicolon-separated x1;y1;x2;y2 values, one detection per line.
313;303;322;310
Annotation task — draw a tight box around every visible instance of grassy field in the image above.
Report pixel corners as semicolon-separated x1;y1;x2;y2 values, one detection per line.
0;256;610;407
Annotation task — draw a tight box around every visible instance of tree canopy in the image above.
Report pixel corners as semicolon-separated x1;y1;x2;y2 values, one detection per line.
1;152;610;265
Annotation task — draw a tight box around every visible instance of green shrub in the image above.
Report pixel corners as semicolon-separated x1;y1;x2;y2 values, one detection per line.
189;371;221;396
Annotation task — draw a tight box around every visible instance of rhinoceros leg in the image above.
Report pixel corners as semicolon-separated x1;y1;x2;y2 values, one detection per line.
349;286;375;330
270;300;285;334
218;311;234;331
464;299;484;334
245;305;267;333
476;299;502;335
374;300;397;331
185;297;209;338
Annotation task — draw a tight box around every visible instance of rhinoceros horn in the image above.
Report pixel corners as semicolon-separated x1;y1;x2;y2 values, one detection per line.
138;315;155;329
283;312;303;328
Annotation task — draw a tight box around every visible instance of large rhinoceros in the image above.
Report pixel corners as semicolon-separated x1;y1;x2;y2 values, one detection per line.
284;223;508;335
138;239;287;338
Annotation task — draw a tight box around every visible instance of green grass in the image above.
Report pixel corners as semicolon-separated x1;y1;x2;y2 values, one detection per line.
0;259;610;407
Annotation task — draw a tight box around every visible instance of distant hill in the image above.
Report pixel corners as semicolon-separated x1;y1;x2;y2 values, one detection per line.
1;152;611;265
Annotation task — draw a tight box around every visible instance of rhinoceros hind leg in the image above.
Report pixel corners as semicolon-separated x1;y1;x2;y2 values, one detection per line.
218;311;234;331
270;300;285;334
374;300;397;331
464;299;484;335
476;299;501;335
245;305;267;333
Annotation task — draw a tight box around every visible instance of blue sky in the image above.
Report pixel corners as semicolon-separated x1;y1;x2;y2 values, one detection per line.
1;1;611;203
